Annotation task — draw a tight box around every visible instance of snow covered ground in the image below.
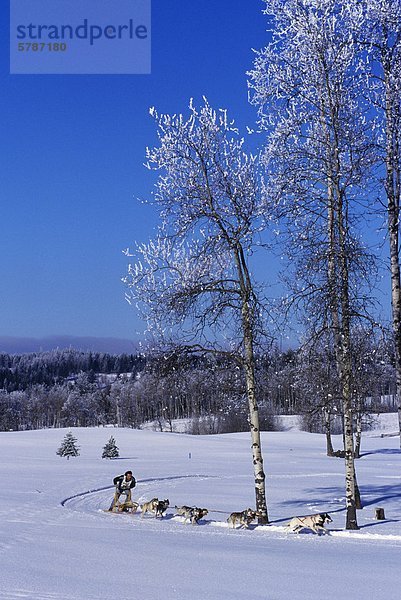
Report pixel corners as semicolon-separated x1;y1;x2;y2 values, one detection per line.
1;416;400;600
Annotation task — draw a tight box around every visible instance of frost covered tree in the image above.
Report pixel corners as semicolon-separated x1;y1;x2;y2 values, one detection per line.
124;99;269;523
248;0;378;529
359;0;401;446
56;431;80;460
102;435;119;459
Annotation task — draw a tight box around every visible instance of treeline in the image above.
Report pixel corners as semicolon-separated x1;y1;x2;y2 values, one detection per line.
0;349;145;392
0;333;396;433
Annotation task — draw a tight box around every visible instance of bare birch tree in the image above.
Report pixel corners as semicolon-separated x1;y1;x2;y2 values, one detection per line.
249;0;377;528
123;100;270;523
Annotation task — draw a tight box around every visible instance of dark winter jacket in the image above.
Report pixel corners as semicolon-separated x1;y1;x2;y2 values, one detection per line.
113;474;136;491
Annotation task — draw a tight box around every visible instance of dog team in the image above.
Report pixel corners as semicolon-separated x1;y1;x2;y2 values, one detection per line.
108;471;333;533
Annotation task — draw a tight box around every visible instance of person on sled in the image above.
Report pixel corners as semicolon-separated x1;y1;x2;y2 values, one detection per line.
109;470;136;511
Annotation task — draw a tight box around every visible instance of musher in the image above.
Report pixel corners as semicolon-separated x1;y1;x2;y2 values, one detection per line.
108;470;136;511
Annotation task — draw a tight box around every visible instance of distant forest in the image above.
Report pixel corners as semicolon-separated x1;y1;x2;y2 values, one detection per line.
0;337;397;434
0;349;144;391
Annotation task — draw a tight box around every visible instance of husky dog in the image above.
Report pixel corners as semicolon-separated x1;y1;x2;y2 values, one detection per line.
190;507;208;525
117;501;139;514
175;505;194;521
286;512;332;534
227;508;257;529
155;499;170;518
175;505;208;524
140;498;159;517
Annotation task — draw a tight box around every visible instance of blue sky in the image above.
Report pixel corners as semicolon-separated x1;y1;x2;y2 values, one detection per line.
0;1;269;351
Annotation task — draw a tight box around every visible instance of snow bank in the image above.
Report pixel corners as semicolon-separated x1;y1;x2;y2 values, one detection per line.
0;425;400;599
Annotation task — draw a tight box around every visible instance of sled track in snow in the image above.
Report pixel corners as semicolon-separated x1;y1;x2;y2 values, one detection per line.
60;474;218;508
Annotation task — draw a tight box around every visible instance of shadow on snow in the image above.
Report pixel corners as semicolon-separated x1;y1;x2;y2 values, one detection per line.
360;448;401;457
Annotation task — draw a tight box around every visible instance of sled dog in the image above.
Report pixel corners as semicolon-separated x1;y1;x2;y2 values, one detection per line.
227;508;257;529
286;512;332;534
175;505;208;525
190;507;208;525
155;499;170;518
141;498;159;517
175;505;194;520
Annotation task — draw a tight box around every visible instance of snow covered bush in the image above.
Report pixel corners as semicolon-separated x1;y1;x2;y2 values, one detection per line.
56;431;80;460
102;435;119;459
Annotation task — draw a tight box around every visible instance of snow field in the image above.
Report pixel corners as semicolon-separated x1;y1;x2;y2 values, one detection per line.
0;422;400;599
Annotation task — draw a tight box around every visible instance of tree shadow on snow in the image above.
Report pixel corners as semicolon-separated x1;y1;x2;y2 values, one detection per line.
279;482;401;512
360;448;401;457
278;492;346;511
112;456;139;460
358;482;401;507
358;519;399;529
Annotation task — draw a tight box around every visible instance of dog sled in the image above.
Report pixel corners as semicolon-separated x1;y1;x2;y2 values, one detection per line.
104;500;139;514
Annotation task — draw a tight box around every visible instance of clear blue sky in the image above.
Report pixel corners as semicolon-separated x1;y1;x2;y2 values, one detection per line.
0;1;269;350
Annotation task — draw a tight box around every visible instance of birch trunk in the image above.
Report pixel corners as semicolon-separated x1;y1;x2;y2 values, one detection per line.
235;245;269;524
383;58;401;448
242;306;269;524
336;181;362;524
342;363;360;525
324;407;335;457
389;207;401;447
327;178;360;529
354;403;362;459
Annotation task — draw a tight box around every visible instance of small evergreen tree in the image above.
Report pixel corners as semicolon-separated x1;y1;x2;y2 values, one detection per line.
56;431;80;460
102;435;119;459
